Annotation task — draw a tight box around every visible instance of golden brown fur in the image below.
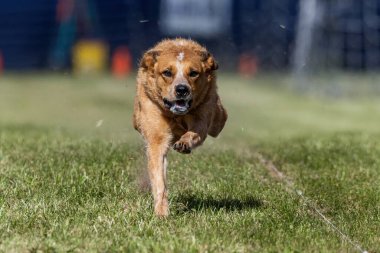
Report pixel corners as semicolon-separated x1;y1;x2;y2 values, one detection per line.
133;38;227;216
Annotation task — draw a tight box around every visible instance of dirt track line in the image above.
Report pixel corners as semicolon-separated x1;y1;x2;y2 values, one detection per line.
254;152;368;253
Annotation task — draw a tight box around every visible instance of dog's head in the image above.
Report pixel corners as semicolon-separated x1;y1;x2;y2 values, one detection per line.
140;39;218;115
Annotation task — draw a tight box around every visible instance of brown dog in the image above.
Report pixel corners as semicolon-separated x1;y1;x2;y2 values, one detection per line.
133;38;227;216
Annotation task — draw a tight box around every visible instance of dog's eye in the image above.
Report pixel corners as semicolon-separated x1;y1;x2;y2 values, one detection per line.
162;70;172;78
189;70;199;78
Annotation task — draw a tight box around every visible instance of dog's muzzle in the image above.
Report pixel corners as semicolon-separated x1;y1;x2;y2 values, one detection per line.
163;97;193;115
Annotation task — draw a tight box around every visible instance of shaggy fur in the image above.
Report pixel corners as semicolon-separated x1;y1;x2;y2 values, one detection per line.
133;38;227;216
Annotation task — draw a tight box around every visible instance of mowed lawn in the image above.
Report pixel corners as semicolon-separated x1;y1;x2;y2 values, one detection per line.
0;73;379;252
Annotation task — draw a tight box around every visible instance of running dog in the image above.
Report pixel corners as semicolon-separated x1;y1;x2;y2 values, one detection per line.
133;38;227;216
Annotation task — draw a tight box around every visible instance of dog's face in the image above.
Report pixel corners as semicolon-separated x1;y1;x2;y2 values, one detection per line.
140;40;218;115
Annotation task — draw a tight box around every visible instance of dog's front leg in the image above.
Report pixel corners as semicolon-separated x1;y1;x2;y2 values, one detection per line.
146;137;170;217
173;116;208;154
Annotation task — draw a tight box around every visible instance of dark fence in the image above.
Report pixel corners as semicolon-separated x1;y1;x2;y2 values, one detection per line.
0;0;379;71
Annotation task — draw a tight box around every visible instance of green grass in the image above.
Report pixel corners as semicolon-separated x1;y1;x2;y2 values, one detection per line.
0;73;379;252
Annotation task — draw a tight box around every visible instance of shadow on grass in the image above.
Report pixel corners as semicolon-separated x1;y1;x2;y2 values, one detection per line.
175;193;263;213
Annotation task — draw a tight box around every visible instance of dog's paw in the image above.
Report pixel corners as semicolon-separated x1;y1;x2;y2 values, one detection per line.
155;200;169;217
173;140;192;154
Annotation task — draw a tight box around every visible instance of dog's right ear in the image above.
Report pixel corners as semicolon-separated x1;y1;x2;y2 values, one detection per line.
140;49;161;70
197;50;218;72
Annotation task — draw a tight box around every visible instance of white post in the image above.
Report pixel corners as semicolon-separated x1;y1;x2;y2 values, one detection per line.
292;0;319;76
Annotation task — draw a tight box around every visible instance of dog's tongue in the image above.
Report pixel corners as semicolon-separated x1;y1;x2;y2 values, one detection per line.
164;98;191;115
175;100;186;107
170;100;188;114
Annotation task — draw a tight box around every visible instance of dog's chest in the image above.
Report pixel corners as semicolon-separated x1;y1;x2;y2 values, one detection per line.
170;117;188;139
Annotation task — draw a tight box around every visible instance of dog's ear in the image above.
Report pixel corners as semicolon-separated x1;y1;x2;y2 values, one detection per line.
197;50;218;72
140;49;161;70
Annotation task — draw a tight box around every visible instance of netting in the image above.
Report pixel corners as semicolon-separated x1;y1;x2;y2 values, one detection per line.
0;0;379;74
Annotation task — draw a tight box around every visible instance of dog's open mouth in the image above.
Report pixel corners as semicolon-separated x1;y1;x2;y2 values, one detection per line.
163;98;193;115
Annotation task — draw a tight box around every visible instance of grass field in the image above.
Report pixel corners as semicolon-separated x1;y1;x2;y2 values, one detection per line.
0;73;379;252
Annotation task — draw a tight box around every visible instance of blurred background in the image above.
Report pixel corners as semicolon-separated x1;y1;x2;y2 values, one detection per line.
1;0;379;76
1;0;380;143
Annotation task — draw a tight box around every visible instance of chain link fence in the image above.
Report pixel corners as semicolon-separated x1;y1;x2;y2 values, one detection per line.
0;0;379;79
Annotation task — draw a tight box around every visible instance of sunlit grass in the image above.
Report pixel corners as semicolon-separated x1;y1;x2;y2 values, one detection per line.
0;73;379;252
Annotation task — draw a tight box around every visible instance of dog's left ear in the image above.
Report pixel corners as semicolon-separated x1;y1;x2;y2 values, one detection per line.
140;49;161;70
198;50;218;72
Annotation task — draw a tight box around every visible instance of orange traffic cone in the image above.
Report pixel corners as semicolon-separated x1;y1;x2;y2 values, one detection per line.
238;53;258;78
112;46;132;78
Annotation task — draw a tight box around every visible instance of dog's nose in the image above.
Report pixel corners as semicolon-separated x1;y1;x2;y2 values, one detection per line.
175;84;190;98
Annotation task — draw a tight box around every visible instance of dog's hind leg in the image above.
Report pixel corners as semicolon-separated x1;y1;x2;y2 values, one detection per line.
208;97;228;138
146;135;171;217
